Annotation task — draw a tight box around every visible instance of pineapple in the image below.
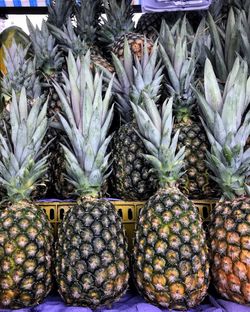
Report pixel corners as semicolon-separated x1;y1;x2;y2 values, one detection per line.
26;18;64;124
136;12;184;40
53;51;129;308
99;39;163;200
47;19;114;73
98;0;154;59
159;17;219;199
75;0;114;71
206;9;241;82
0;39;39;133
47;0;73;29
1;40;40;109
46;0;113;198
132;94;210;309
26;18;75;198
0;88;53;309
193;57;250;304
0;40;50;199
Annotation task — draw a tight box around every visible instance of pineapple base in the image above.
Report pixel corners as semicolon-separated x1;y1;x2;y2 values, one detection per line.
55;199;129;308
210;196;250;304
133;188;210;310
0;202;54;309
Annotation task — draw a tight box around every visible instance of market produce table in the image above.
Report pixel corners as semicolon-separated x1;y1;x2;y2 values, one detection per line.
1;291;249;312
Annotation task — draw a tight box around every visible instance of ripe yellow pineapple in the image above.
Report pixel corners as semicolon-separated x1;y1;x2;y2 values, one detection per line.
132;94;210;310
193;57;250;304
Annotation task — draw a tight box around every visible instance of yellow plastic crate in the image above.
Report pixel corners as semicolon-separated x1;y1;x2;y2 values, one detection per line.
56;201;137;251
193;199;217;222
40;203;58;235
38;199;217;252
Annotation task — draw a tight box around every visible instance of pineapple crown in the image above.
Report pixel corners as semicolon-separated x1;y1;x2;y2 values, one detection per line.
1;40;41;102
159;17;197;117
0;88;49;203
75;0;102;46
206;9;241;82
98;0;135;49
190;18;211;67
47;19;89;58
99;38;163;123
26;18;64;75
131;94;185;188
53;51;114;198
192;57;250;200
47;0;74;28
238;6;250;71
229;0;250;11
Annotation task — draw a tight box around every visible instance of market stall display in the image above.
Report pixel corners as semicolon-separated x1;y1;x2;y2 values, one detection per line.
0;0;249;311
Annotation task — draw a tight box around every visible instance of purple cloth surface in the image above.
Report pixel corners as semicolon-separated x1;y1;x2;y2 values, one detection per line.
141;0;212;12
1;291;249;312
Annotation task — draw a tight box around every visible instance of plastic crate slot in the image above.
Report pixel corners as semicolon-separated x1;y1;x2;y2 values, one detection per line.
50;209;55;220
202;206;209;219
43;208;46;215
128;208;133;220
60;208;65;221
118;209;123;218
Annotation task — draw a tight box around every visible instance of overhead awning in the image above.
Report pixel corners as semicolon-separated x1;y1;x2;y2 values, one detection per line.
0;0;50;6
0;0;141;12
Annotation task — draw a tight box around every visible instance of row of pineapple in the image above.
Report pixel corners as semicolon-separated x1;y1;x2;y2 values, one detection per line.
1;0;242;201
0;0;249;310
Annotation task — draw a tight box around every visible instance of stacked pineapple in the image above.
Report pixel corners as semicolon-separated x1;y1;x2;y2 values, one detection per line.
1;0;250;310
193;57;250;304
99;39;163;200
98;0;154;59
0;40;51;199
132;95;210;309
53;51;129;308
0;88;53;308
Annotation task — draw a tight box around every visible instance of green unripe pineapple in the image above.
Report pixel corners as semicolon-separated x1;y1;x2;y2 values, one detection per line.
0;88;53;309
53;51;129;308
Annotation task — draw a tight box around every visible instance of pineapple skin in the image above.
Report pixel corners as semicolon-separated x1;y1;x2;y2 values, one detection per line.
210;197;250;304
133;188;210;310
113;32;154;60
0;202;54;309
111;122;158;200
174;120;220;199
56;200;129;308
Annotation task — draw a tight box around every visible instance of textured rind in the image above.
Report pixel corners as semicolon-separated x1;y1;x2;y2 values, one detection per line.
133;188;210;310
56;200;129;308
174;120;220;199
0;202;54;309
113;33;154;60
210;197;250;304
111;122;158;200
